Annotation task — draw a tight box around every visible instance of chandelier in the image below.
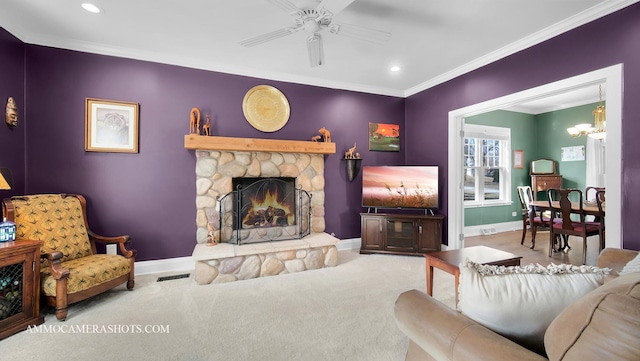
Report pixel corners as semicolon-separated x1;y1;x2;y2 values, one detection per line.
567;84;606;139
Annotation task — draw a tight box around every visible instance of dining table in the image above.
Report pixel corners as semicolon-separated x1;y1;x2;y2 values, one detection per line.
529;200;605;216
529;199;605;252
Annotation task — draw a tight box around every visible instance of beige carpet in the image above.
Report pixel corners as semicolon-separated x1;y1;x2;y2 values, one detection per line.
1;249;455;361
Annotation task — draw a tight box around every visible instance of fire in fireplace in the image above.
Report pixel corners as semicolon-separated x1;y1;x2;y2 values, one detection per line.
233;177;296;229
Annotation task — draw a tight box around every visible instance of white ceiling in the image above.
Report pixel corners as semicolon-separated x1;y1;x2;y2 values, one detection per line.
0;0;636;100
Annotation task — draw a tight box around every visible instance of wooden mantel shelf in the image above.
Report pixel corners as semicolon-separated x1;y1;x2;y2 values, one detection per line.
184;134;336;154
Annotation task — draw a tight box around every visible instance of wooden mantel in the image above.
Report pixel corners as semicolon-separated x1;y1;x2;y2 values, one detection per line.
184;134;336;154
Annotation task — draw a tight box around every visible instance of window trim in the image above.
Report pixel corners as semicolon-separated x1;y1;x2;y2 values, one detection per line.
463;124;512;207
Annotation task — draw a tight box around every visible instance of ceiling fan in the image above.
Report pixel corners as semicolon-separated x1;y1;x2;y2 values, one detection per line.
240;0;391;67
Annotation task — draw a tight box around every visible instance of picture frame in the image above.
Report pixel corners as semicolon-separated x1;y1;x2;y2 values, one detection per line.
368;122;400;152
85;98;139;153
513;149;524;169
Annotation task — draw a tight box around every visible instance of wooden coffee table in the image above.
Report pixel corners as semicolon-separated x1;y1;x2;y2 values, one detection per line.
425;246;522;304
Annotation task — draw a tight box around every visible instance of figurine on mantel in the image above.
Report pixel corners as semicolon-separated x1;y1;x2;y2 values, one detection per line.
345;143;360;159
189;107;201;134
203;114;211;136
311;127;332;142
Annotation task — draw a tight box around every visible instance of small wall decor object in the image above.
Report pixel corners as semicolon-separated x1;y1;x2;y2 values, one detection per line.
369;122;399;151
345;142;359;159
242;85;290;132
514;149;524;169
85;98;139;153
203;114;211;136
561;145;585;162
190;107;201;134
5;97;18;127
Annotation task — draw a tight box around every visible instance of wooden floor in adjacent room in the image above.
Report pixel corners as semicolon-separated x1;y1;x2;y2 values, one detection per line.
464;229;603;266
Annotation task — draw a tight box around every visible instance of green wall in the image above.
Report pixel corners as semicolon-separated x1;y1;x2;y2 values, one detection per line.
464;103;598;227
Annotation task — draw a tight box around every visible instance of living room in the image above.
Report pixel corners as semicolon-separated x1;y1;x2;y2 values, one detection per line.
1;1;640;359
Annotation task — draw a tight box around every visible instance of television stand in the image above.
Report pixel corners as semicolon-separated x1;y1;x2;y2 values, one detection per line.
360;213;444;256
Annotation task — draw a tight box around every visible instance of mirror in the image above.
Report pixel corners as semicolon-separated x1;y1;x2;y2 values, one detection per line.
530;159;556;175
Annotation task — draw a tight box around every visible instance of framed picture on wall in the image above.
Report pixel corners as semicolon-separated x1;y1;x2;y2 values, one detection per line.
368;122;400;151
513;149;524;169
85;98;139;153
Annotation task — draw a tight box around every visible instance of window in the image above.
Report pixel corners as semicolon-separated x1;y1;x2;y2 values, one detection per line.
463;124;511;206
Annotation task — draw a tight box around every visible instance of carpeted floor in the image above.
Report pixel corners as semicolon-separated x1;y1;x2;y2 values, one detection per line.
1;249;455;361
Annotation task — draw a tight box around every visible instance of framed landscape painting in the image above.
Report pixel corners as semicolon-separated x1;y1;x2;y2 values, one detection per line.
85;98;139;153
369;122;400;152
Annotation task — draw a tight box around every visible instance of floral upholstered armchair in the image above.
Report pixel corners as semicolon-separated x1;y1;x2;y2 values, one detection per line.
3;194;136;320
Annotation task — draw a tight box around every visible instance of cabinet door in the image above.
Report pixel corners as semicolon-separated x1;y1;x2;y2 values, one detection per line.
416;218;442;253
385;219;416;252
361;216;384;251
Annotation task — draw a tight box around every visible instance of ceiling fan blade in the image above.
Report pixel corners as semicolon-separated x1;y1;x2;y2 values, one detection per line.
307;33;325;67
318;0;355;15
240;26;301;47
267;0;303;15
329;23;391;45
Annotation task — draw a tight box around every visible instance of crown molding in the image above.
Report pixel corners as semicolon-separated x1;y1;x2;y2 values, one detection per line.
403;0;639;97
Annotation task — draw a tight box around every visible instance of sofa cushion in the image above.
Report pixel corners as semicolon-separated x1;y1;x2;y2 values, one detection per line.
41;254;132;297
619;252;640;275
458;260;608;355
545;271;640;360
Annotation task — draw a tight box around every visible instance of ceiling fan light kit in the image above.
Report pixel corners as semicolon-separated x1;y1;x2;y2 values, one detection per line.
240;0;390;67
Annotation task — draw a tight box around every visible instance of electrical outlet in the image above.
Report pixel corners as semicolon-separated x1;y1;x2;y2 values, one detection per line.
106;244;117;255
512;211;518;217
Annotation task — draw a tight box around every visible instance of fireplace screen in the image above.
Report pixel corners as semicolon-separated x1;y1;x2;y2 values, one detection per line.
218;177;311;244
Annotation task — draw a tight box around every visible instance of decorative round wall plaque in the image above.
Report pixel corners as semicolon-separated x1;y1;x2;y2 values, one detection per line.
242;85;290;132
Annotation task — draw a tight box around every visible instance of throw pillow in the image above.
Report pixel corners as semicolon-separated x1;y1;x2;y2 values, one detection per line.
619;252;640;275
458;260;609;355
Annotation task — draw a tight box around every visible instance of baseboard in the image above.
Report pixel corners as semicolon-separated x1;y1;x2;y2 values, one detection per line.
464;221;522;237
135;256;194;276
337;238;361;251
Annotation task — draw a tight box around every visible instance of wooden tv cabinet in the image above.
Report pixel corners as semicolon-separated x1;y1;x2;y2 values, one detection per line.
360;213;444;256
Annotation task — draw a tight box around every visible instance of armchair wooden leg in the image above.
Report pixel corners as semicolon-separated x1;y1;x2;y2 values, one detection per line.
55;278;68;321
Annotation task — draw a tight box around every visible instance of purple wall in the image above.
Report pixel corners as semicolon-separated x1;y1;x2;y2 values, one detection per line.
405;3;640;250
0;29;25;199
23;45;404;261
3;1;639;259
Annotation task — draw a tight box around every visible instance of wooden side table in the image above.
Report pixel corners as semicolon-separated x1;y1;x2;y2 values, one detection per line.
0;240;44;339
425;246;522;305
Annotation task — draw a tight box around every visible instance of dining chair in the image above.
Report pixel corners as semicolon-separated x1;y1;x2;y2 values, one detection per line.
594;189;606;250
585;186;605;222
516;186;549;249
547;188;601;265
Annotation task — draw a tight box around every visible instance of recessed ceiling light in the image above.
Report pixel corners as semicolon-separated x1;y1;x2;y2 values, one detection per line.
81;3;102;14
390;66;401;72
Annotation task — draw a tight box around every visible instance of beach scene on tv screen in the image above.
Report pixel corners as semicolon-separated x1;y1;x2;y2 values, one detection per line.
362;166;438;209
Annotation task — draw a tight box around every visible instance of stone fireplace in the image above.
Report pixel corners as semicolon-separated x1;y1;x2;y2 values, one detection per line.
186;135;340;284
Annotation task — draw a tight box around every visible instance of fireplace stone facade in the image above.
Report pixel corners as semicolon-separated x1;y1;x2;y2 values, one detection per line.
190;141;338;285
194;150;326;244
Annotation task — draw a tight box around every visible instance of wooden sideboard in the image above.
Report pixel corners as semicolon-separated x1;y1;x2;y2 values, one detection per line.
530;174;563;200
360;213;443;256
530;159;562;200
0;240;44;339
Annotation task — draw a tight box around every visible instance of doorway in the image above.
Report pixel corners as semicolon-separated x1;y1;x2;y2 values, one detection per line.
447;65;622;250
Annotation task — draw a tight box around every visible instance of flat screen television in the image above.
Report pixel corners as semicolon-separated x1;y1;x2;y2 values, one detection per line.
362;166;439;209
